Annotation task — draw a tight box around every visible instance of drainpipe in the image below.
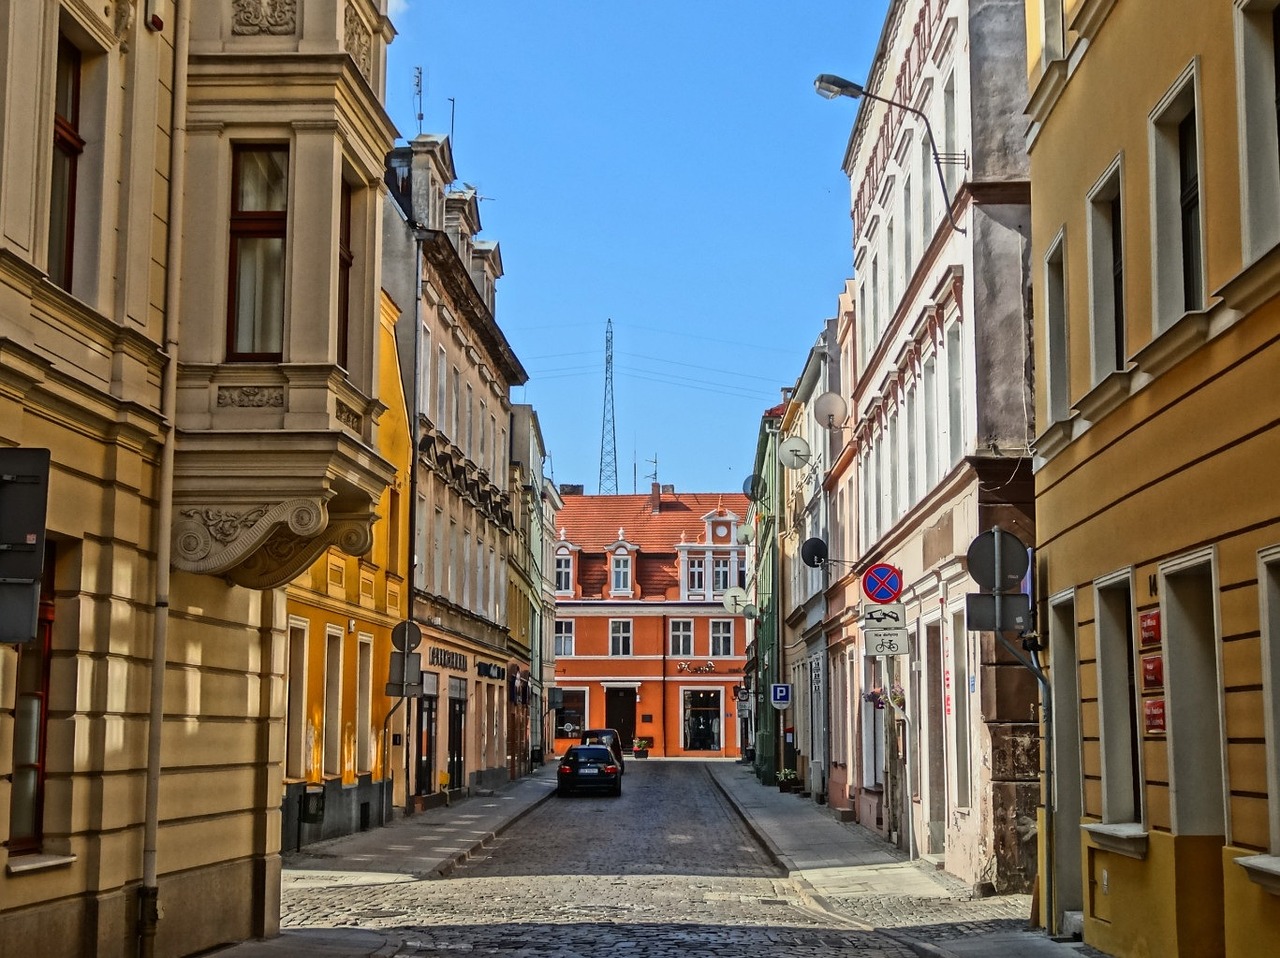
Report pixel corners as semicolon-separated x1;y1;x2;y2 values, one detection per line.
660;614;668;755
140;3;191;955
402;227;427;811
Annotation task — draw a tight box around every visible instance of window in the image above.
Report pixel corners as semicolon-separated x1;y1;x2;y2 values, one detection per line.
711;620;733;657
1235;2;1280;259
886;219;897;309
9;564;55;854
921;138;935;238
436;347;447;424
432;506;444;592
946;323;964;465
1178;111;1203;312
450;367;460;436
609;620;632;656
950;609;972;807
324;627;343;776
905;384;919;505
337;181;352;369
1151;73;1202;330
286;621;307;780
554;554;572;593
1045;234;1070;423
356;634;372;772
228;146;288;360
555;689;585;739
712;557;730;593
861;657;885;789
943;73;958;196
670;619;693;656
1095;575;1142;823
1259;549;1280;856
1087;165;1126;384
922;354;939;487
903;176;914;270
687;557;705;593
888;408;900;520
554;620;574;657
48;36;83;291
611;551;631;593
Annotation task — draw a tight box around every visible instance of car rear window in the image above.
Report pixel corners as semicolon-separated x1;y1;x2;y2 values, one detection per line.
571;747;613;763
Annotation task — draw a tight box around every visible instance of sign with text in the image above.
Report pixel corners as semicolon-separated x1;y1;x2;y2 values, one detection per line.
1143;697;1166;735
1139;610;1161;647
1141;653;1164;691
770;683;792;710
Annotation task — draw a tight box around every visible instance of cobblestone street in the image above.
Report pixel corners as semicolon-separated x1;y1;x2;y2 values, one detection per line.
232;761;1107;958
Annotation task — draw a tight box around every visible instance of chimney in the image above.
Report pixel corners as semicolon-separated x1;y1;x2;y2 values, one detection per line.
559;483;584;496
650;482;662;514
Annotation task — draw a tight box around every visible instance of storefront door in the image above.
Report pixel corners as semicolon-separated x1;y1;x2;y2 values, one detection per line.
414;695;437;796
683;689;722;751
447;677;466;789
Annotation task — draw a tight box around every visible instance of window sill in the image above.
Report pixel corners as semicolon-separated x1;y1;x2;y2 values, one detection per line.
1237;854;1280;896
7;853;77;875
1134;310;1211;379
1072;366;1134;424
1032;417;1076;461
1083;822;1149;859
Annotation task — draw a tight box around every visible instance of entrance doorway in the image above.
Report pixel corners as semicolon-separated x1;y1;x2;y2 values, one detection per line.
446;677;466;790
414;695;437;796
683;689;722;751
604;687;636;749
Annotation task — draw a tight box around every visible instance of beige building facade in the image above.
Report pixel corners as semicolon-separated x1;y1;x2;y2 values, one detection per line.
0;1;398;955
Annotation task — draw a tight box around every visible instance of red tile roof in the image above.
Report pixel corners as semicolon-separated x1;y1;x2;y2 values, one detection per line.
556;491;749;553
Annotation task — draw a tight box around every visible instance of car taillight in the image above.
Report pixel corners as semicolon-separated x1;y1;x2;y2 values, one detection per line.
558;765;572;774
604;764;618;774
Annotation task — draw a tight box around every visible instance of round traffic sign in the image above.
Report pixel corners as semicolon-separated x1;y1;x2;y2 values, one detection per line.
966;528;1029;591
862;563;903;603
391;620;422;652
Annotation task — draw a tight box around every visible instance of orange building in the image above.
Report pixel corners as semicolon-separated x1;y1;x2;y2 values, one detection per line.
551;485;751;758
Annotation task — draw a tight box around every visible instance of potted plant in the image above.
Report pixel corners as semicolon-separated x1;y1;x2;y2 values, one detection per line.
632;737;651;758
776;768;798;792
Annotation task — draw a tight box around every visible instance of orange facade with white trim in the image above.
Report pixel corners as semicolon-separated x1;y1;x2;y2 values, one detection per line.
551;486;751;758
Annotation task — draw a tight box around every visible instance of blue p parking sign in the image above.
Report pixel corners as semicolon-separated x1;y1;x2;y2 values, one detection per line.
770;683;792;710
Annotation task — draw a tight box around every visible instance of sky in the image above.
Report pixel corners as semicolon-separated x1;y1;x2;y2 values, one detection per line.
383;1;892;495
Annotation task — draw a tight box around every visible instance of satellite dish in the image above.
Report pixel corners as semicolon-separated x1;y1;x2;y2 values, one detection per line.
736;524;755;544
722;587;749;614
743;604;758;620
800;537;829;568
778;435;811;470
813;391;848;429
743;474;768;501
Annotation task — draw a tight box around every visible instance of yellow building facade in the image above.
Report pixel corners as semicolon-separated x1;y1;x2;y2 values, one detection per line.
282;291;411;847
1026;3;1280;955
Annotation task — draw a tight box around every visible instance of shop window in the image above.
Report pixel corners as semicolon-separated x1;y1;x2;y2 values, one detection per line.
8;556;56;854
555;689;586;738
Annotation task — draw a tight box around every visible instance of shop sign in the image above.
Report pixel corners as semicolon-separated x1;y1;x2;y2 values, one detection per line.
1143;697;1166;735
1139;610;1161;647
1141;654;1164;691
476;661;506;680
429;647;468;672
677;661;716;673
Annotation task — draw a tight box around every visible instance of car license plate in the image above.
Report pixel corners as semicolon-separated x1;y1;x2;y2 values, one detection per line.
580;767;598;774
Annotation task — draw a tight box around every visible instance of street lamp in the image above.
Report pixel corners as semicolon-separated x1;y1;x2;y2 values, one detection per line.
814;73;966;236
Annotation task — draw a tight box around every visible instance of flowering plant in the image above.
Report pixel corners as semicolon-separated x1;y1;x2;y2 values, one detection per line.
776;768;798;782
863;684;906;710
633;737;652;750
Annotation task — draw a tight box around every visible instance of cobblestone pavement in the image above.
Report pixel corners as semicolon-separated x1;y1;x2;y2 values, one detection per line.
276;761;919;956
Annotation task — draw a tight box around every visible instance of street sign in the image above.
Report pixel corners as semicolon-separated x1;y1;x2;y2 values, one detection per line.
770;683;791;710
864;628;909;655
862;601;905;628
966;528;1029;592
965;592;1032;633
862;563;903;603
391;620;422;652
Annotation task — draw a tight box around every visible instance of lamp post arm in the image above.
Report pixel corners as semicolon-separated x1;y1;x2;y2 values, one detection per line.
856;88;967;236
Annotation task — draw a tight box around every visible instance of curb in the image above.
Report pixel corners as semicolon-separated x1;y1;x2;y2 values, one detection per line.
430;777;558;878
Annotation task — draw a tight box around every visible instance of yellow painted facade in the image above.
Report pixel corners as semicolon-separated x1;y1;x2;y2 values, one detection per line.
1026;2;1280;955
282;291;411;841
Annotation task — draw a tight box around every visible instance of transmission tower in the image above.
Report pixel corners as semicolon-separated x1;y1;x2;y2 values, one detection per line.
598;319;619;495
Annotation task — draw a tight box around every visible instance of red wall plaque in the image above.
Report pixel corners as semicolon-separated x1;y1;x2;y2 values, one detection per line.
1141;653;1164;691
1143;697;1166;735
1139;610;1161;647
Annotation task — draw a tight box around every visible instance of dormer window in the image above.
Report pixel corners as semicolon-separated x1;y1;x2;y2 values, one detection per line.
612;550;632;593
712;557;730;593
687;558;705;593
555;554;572;593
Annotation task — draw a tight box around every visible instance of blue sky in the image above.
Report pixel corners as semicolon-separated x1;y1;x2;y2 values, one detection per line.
384;1;891;494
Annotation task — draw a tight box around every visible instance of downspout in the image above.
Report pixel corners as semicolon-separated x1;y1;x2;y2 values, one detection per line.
660;614;668;755
140;3;191;954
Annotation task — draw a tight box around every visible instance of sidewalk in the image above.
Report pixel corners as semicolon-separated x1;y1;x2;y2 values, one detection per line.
705;762;1106;958
214;759;1106;958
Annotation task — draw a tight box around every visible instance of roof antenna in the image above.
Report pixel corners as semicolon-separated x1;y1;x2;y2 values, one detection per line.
448;97;456;145
413;67;424;136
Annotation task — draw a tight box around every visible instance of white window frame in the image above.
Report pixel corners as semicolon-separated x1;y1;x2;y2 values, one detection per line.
710;619;733;657
356;633;373;773
1086;159;1127;385
711;557;730;593
687;557;705;594
324;625;344;777
1044;229;1071;424
670;619;693;657
1149;63;1204;332
609;619;633;657
1235;1;1280;262
1094;569;1145;827
611;550;632;594
286;618;308;779
554;619;574;657
554;553;572;593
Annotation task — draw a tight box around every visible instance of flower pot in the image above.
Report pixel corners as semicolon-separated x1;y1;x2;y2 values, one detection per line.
633;748;649;759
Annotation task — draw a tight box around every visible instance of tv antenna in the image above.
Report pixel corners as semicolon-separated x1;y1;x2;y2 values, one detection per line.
412;67;424;135
598;319;619;495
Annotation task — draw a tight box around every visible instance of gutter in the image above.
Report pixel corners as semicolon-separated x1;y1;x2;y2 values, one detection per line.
140;2;191;954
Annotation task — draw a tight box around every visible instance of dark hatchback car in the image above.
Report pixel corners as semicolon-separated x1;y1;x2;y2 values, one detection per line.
557;744;622;797
579;728;625;774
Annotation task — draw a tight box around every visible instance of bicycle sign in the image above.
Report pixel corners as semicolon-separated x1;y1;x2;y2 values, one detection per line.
864;627;909;656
